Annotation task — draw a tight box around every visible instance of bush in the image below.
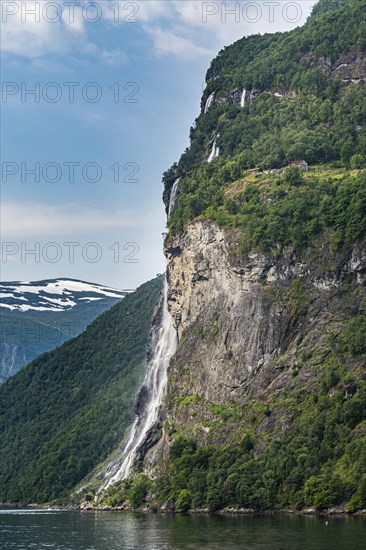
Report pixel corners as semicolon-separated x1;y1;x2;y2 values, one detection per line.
207;488;223;512
350;154;365;170
346;493;363;513
304;475;335;509
283;167;304;186
176;489;192;512
126;474;151;508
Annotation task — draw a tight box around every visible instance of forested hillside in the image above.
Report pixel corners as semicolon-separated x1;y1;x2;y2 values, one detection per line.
0;277;162;504
164;0;365;236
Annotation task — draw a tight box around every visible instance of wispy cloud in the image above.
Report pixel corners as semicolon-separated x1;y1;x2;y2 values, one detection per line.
137;1;316;59
146;26;211;59
1;1;89;58
1;1;125;63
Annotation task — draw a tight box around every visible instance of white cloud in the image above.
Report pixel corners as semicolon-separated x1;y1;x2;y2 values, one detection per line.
1;1;87;58
1;1;317;61
146;26;211;59
0;201;156;236
137;0;316;59
0;1;124;62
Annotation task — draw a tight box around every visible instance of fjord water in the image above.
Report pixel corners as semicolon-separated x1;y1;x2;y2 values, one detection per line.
1;510;365;550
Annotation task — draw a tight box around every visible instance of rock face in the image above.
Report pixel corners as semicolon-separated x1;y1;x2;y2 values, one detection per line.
144;221;365;461
201;47;365;112
329;47;366;83
138;0;366;503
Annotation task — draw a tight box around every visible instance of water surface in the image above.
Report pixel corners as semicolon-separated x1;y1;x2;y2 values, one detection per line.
1;509;365;549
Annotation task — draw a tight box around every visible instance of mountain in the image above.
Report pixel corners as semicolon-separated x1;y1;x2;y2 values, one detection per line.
0;278;133;382
2;0;365;513
0;276;163;504
99;0;366;513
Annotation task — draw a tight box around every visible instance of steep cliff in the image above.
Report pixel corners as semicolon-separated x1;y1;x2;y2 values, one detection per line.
165;222;365;432
150;219;365;505
141;0;366;512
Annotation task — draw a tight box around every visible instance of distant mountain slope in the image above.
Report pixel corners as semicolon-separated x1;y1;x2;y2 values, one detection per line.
0;276;163;504
0;278;133;382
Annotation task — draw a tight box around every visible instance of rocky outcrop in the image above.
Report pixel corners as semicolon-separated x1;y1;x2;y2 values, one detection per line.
143;221;365;462
307;47;366;85
201;47;365;114
331;48;366;82
166;220;365;335
201;87;263;111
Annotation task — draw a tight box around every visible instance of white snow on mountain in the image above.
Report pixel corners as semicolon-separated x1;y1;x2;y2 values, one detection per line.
0;279;133;313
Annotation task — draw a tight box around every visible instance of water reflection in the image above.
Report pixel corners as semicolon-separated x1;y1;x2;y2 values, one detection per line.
1;510;365;550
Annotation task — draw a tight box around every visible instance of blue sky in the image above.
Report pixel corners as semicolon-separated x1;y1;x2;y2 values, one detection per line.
1;1;315;289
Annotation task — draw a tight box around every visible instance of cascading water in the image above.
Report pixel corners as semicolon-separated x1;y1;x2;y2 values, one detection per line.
168;178;180;217
102;280;177;488
240;88;246;108
207;135;220;163
204;92;215;113
98;186;179;491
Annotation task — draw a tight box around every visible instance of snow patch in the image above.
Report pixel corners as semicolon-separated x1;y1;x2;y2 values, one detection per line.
0;279;131;313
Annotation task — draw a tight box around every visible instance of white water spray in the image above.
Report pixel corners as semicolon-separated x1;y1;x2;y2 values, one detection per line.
207;135;220;163
103;280;177;487
204;92;215;113
240;88;246;108
168;178;180;218
99;183;179;489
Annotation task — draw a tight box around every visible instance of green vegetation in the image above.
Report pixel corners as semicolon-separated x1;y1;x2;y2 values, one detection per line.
206;0;365;93
164;0;366;236
0;295;126;383
3;0;365;515
111;310;366;513
104;474;151;509
148;291;366;513
153;327;366;512
176;489;193;512
222;168;364;254
169;162;366;252
153;2;366;514
153;282;366;511
338;315;366;356
0;277;163;504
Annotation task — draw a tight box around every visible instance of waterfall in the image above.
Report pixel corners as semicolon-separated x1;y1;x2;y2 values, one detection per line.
101;279;177;489
96;171;180;492
93;186;179;494
207;136;220;163
204;92;215;113
240;88;246;108
168;178;180;218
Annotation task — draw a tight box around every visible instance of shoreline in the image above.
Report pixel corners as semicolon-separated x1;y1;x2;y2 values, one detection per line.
1;502;366;517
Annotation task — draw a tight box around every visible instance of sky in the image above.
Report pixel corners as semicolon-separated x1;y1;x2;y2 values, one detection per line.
1;0;316;289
